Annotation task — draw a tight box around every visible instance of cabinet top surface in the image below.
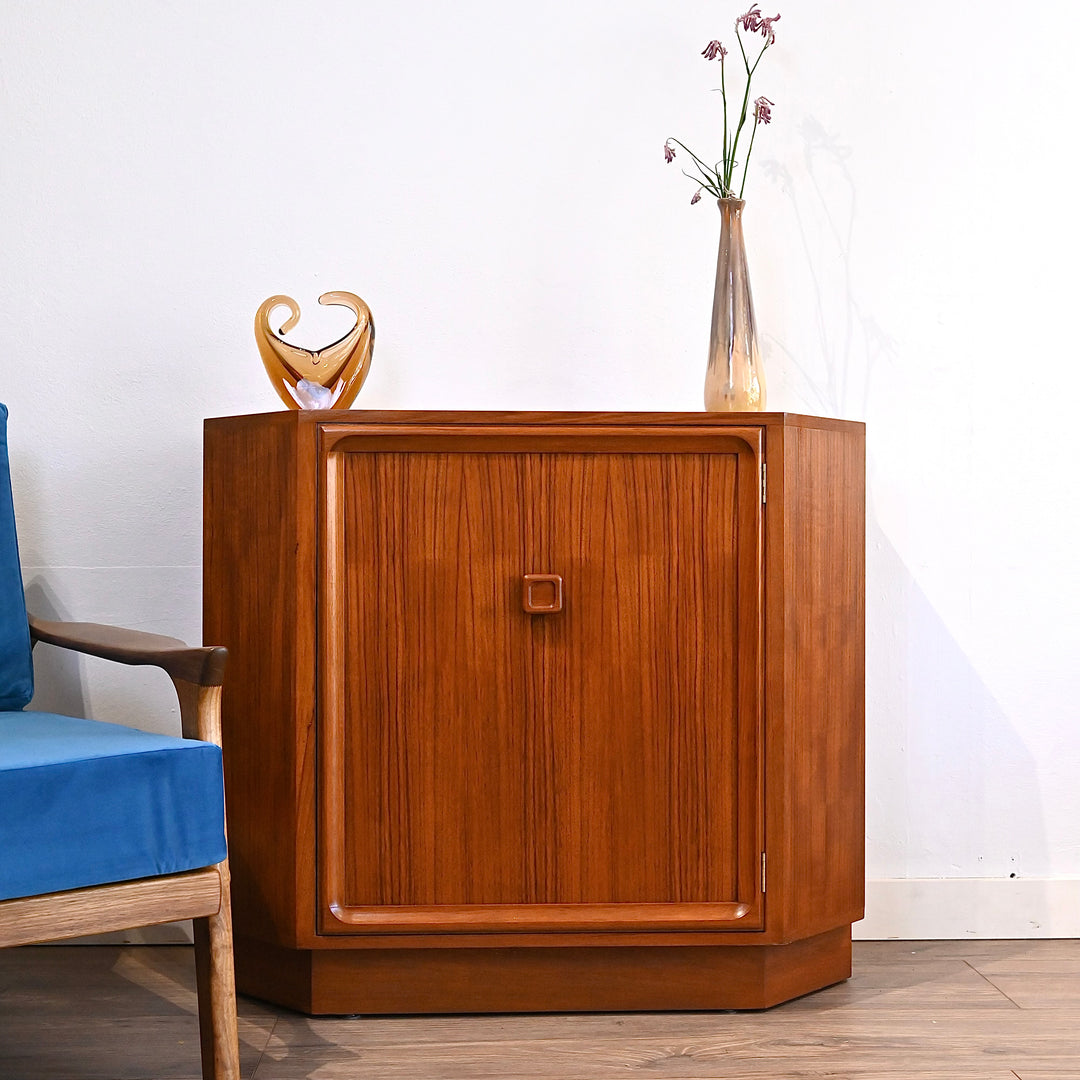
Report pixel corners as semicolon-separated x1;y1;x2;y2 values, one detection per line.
205;410;863;433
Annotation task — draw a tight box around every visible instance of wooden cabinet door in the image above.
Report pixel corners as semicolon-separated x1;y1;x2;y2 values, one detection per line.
318;428;764;935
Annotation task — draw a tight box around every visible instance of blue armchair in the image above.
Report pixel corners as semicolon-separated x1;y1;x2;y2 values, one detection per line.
0;403;240;1079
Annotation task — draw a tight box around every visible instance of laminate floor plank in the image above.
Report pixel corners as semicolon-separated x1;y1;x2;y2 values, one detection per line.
254;1056;1026;1080
0;946;274;1080
0;1017;231;1080
947;941;1080;1010
778;959;1018;1011
861;939;1080;961
1;943;1078;1080
251;1042;1063;1080
253;1014;1080;1077
974;959;1080;974
975;972;1080;1010
272;1007;1069;1051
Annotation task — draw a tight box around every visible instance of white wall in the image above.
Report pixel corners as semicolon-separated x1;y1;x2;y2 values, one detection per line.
2;0;1078;938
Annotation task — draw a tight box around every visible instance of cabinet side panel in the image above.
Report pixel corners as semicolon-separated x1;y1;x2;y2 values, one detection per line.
777;423;865;939
204;415;317;947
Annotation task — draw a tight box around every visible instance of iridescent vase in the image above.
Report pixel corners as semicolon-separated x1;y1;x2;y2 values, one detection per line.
704;198;765;411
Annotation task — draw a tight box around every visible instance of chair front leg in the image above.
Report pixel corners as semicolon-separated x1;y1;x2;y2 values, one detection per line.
193;861;240;1080
173;675;239;1079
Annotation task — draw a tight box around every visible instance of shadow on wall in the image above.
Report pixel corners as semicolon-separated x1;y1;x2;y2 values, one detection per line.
867;511;1048;904
22;579;88;721
760;115;896;421
9;419;200;735
761;117;1048;914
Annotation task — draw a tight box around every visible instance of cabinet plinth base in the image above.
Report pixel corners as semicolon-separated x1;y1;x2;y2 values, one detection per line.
235;927;852;1016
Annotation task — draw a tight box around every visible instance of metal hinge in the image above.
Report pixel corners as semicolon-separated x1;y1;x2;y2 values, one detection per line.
761;851;767;893
761;462;767;504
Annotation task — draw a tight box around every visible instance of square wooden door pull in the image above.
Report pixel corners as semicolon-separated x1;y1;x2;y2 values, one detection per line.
523;574;563;613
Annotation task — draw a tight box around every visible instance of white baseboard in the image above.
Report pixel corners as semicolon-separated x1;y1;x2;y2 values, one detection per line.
855;878;1080;940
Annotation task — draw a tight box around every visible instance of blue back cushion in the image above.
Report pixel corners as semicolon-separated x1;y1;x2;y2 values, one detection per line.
0;711;228;901
0;403;33;710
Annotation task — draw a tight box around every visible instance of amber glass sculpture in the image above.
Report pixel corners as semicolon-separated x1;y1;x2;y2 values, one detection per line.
705;199;765;411
255;292;375;410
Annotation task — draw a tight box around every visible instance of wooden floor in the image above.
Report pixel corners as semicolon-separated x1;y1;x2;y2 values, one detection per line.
0;941;1077;1078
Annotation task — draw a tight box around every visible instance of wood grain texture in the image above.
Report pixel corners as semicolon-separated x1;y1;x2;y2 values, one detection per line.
764;419;866;942
325;450;532;913
0;869;222;948
530;446;757;909
978;970;1080;1010
203;414;319;948
193;857;241;1080
236;408;858;433
172;682;223;744
28;616;227;687
237;928;849;1015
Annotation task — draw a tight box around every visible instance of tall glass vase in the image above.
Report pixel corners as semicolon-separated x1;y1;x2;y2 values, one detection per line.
705;198;766;411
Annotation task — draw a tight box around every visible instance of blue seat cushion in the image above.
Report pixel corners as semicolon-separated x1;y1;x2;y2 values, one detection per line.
0;711;227;902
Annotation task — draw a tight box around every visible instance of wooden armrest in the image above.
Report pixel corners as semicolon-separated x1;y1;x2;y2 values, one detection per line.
28;615;227;688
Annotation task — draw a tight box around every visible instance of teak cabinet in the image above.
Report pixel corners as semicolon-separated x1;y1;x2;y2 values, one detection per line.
203;411;865;1015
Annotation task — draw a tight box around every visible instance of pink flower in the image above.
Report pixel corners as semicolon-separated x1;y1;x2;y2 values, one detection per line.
701;40;728;61
754;96;774;124
691;188;703;205
737;5;780;43
737;5;762;32
664;141;676;163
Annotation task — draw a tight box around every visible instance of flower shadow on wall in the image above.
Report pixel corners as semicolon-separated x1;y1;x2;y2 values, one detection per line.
758;116;896;420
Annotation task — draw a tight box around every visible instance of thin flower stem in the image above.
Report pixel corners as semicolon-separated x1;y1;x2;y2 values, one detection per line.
684;169;722;198
688;158;723;195
685;161;724;197
736;25;751;74
739;115;759;199
667;138;709;166
748;40;769;78
668;138;723;189
728;91;753;191
727;33;770;193
721;56;729;174
728;29;752;190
